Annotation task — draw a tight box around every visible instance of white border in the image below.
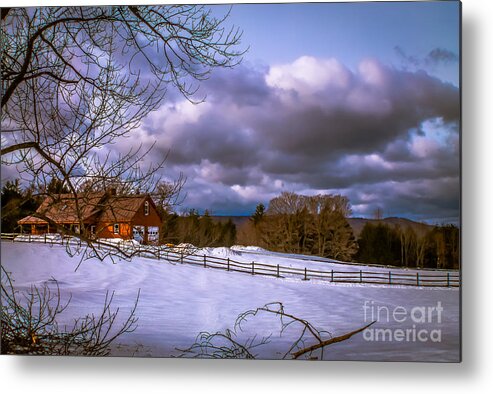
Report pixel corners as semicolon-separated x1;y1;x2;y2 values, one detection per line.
1;0;492;393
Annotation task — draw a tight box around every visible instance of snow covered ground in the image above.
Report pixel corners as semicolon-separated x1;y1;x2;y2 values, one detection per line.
1;241;460;361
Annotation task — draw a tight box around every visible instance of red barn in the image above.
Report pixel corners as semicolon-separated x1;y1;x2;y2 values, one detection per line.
17;191;162;244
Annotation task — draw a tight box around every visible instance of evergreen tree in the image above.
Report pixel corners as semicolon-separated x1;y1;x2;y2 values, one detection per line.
356;223;401;265
251;203;265;226
46;178;70;194
1;180;40;232
223;219;237;247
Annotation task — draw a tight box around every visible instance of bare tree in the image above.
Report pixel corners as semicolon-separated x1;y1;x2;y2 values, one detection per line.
1;5;244;252
259;192;358;260
399;225;417;267
1;266;139;355
306;194;354;258
263;192;309;253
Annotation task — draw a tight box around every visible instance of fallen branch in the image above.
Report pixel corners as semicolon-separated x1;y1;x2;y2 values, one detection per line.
292;320;376;359
180;302;376;360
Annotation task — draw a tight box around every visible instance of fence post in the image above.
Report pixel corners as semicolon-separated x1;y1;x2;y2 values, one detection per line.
303;267;308;281
251;262;255;275
447;272;450;287
360;270;363;283
227;258;230;271
203;254;206;268
277;264;280;278
44;233;47;244
416;272;420;286
331;269;334;282
180;252;183;264
388;271;392;285
157;248;160;260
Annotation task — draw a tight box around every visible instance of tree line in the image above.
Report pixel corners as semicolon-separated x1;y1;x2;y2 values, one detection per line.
159;210;236;248
356;222;459;269
1;183;459;269
237;191;459;270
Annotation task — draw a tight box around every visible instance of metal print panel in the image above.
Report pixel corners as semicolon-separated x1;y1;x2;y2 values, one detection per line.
0;1;461;361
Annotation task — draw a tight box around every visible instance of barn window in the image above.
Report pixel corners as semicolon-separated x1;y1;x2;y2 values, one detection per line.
144;201;149;216
90;225;96;235
113;223;120;234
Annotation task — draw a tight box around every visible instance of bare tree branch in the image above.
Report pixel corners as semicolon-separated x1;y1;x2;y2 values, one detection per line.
1;266;140;355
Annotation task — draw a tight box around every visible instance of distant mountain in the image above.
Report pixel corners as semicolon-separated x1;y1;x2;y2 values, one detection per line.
213;215;435;239
347;217;434;238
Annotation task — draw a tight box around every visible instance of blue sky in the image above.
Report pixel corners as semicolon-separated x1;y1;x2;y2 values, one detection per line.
222;1;460;85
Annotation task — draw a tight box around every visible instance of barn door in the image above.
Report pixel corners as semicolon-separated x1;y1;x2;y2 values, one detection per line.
133;225;145;243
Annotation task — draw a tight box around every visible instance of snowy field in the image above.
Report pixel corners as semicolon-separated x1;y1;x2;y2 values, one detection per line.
1;241;460;361
202;244;456;275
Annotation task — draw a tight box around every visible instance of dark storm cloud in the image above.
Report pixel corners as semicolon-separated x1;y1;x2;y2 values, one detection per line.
200;63;272;106
343;177;460;223
184;183;260;215
265;138;459;191
122;56;459;221
147;110;261;169
254;60;458;163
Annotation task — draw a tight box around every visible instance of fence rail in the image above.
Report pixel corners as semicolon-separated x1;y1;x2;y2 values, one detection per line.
1;233;460;288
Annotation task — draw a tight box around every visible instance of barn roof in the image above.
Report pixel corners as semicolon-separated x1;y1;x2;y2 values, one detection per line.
98;195;149;222
17;192;156;225
17;215;48;225
34;192;105;223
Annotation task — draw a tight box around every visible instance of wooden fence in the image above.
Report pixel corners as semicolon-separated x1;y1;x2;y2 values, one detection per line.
1;233;460;288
